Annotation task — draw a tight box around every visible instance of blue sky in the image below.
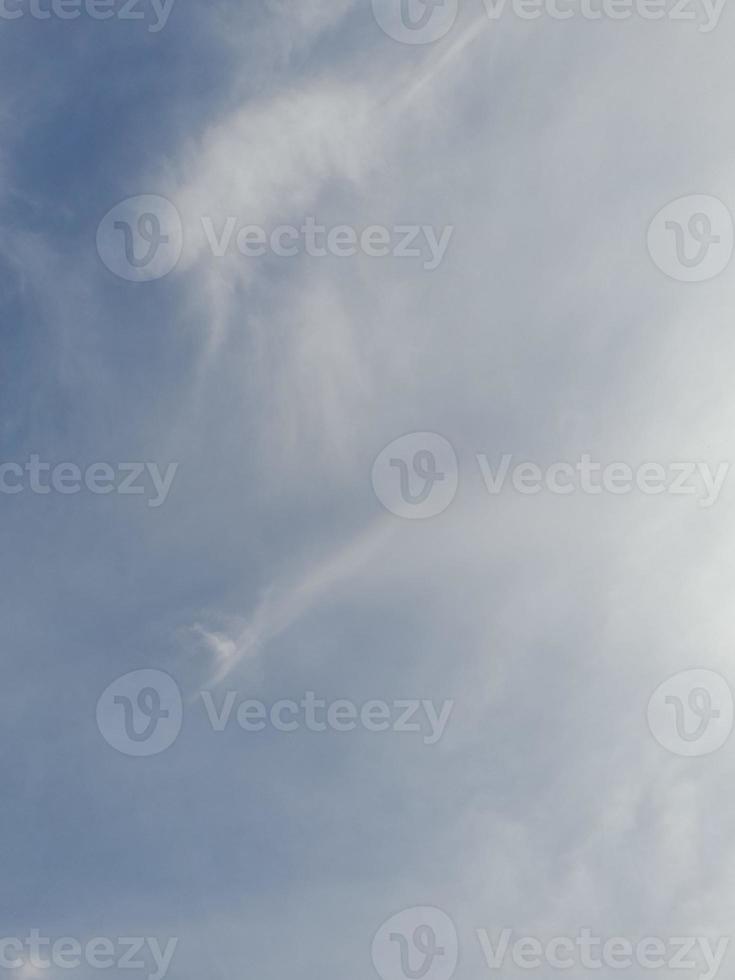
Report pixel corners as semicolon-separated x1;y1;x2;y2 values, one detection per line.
3;3;735;980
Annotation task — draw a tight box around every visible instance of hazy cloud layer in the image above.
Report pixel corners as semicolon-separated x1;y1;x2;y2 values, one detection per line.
2;3;735;980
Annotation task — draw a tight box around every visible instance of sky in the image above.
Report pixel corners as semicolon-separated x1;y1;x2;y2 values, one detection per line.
3;2;735;980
